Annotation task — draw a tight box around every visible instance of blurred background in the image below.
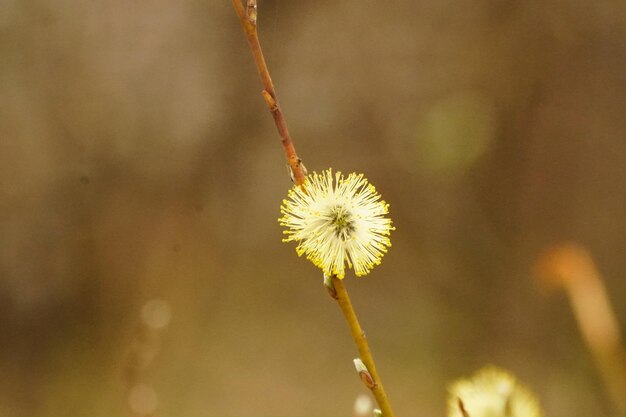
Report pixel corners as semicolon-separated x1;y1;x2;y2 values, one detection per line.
1;1;626;416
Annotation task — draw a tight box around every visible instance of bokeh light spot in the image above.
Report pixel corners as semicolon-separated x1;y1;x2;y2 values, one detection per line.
416;91;497;174
353;393;374;416
141;299;172;330
128;383;158;415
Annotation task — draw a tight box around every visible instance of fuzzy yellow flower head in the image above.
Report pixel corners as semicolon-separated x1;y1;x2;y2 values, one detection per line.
448;366;544;417
279;169;394;279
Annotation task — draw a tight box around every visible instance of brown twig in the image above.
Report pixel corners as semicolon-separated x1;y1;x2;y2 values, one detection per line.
231;2;397;415
457;398;471;417
231;0;306;185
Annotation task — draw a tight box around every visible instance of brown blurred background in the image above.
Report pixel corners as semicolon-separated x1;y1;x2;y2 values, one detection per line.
1;1;626;416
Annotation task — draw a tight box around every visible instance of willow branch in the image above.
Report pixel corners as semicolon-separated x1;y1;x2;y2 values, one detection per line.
232;2;396;415
231;0;306;185
333;276;396;417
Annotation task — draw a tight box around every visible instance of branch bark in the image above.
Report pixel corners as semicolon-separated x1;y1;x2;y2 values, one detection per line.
231;0;306;185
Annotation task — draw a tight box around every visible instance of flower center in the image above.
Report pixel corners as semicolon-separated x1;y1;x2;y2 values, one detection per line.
330;206;355;240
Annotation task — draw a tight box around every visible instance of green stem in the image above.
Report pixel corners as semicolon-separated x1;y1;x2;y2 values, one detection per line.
332;276;396;417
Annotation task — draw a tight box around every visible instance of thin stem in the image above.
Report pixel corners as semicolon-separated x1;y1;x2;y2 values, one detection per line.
231;2;396;415
333;276;396;417
231;0;306;185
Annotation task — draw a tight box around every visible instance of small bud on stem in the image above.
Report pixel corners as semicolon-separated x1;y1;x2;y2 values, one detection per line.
354;358;377;389
323;274;338;300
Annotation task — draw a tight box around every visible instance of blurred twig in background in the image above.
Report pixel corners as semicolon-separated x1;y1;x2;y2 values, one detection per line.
536;243;626;415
